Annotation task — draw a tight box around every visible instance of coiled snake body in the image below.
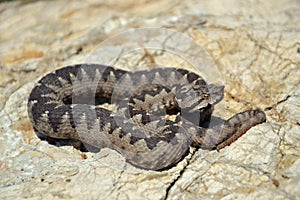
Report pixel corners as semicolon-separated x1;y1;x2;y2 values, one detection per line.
28;64;266;170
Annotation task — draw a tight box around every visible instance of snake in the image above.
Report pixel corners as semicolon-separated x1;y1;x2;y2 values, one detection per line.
27;64;266;170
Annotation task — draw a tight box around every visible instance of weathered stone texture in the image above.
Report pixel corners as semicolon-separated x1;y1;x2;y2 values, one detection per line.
0;0;299;199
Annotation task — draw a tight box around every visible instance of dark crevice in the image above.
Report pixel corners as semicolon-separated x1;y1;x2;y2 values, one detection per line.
163;149;197;200
276;95;291;105
75;47;83;55
261;94;292;111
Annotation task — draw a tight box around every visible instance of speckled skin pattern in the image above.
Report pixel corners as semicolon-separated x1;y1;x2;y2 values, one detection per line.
28;64;266;170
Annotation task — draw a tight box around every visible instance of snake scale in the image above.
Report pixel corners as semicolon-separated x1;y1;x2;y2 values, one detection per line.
28;64;266;170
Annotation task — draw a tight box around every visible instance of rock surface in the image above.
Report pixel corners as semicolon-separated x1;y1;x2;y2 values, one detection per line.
0;0;299;199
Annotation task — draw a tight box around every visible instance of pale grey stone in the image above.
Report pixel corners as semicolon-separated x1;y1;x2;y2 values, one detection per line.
0;0;299;199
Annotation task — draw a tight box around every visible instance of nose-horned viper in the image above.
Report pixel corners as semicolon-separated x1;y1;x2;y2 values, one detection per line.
28;64;266;170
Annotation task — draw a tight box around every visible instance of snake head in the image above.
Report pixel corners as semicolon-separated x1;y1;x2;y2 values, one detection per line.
208;84;224;105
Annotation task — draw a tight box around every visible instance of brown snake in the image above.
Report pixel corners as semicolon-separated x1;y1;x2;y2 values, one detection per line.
28;64;266;170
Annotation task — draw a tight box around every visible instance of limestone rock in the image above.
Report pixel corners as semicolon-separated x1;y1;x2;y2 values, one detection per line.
0;0;299;199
